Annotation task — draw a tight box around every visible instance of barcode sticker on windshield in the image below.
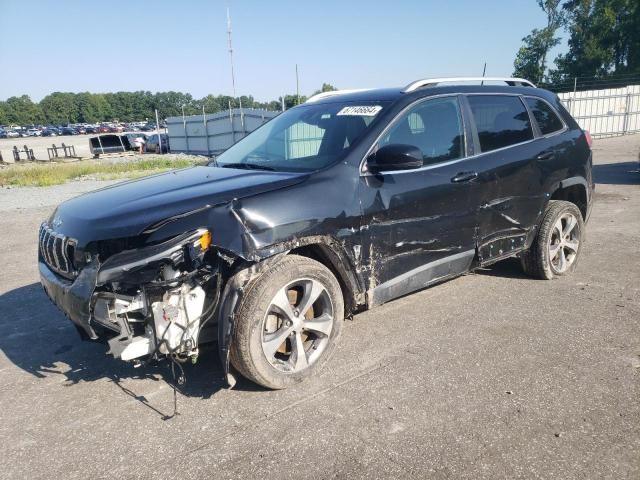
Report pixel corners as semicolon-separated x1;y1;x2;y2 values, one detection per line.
337;105;382;116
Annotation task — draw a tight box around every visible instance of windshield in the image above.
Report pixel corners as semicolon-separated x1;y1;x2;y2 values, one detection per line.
215;101;388;172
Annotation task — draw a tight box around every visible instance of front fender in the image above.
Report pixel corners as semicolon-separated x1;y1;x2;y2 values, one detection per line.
216;254;287;387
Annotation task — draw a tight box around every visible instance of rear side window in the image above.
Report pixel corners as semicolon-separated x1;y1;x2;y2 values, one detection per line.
525;97;565;135
380;96;464;166
467;95;533;152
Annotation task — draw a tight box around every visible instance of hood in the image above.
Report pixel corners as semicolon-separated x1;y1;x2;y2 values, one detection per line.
50;166;307;244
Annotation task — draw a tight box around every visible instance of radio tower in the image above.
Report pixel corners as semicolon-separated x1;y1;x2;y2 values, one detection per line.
227;7;244;130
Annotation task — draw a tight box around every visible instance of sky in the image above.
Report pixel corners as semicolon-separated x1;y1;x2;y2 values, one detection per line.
0;0;566;102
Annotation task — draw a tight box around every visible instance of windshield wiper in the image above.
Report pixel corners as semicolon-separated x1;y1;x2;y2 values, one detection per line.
221;163;275;171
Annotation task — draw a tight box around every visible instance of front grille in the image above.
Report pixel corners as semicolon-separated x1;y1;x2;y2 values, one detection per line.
39;223;76;277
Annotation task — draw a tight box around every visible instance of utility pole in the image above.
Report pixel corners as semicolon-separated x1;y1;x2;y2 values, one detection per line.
227;7;244;131
296;64;300;105
155;109;162;154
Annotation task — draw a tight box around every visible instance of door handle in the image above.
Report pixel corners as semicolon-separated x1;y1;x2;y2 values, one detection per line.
451;171;478;183
536;151;555;161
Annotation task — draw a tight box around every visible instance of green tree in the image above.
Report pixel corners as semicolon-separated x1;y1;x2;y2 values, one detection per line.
513;1;565;83
313;83;338;95
40;92;78;124
152;91;197;118
75;92;111;123
5;95;44;125
198;95;224;114
103;91;154;121
550;0;640;80
280;94;307;109
0;101;8;125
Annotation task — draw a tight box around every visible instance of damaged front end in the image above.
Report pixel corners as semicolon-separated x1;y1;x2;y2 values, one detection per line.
39;226;223;367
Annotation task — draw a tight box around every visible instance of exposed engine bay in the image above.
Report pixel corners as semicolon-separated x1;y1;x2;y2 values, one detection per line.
95;281;209;363
60;228;222;367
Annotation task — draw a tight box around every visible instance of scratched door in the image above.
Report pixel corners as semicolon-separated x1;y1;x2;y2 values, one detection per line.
358;96;482;296
464;94;547;250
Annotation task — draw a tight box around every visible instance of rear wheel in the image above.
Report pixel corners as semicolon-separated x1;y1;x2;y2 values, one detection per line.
521;200;584;279
229;256;344;389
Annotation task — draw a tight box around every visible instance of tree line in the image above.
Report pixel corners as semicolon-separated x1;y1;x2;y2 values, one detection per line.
514;0;640;87
0;83;338;127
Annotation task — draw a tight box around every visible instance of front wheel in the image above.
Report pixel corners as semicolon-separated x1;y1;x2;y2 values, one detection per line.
229;255;344;389
521;200;584;279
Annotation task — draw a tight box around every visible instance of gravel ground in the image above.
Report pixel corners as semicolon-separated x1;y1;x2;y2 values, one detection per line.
0;180;121;211
0;153;206;209
0;131;163;162
0;135;638;479
1;133;96;161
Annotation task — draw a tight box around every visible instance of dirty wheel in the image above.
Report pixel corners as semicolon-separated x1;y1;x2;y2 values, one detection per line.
520;200;584;279
229;255;343;389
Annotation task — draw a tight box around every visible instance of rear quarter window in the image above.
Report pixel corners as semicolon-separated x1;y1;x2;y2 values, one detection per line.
525;97;565;135
467;95;534;152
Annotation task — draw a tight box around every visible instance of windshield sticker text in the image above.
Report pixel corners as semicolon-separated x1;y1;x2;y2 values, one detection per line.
337;106;382;117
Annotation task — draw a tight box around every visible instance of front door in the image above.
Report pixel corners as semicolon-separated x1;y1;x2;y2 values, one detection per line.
358;95;483;305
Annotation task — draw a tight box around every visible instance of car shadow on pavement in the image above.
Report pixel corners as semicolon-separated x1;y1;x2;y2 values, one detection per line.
593;161;640;185
0;283;261;417
473;257;530;279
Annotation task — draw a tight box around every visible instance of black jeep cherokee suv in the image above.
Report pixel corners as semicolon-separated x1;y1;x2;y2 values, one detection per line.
39;77;593;389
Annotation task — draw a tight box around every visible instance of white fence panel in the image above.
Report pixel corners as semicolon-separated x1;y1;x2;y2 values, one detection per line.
558;84;640;138
166;109;278;156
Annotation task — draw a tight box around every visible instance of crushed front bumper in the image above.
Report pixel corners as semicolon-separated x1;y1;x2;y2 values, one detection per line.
39;260;99;339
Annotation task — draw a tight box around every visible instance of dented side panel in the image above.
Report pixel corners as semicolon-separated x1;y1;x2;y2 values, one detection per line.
357;160;482;293
475;126;587;253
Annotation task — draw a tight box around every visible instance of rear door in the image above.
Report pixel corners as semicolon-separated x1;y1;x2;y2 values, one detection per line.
465;94;546;262
523;96;577;194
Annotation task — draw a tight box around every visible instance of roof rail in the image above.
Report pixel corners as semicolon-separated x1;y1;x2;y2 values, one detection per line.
403;77;536;92
305;89;372;103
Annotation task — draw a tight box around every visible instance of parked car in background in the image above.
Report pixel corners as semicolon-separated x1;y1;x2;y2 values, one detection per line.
0;128;7;138
60;127;79;136
145;133;169;153
27;128;42;137
6;130;20;138
85;126;98;134
75;126;87;134
41;128;58;137
139;123;155;132
124;133;146;151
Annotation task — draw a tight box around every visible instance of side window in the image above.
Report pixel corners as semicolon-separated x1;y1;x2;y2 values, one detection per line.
525;97;565;135
380;97;464;166
467;95;534;152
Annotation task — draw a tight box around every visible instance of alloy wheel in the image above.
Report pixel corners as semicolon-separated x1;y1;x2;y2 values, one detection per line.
261;278;334;373
548;212;580;273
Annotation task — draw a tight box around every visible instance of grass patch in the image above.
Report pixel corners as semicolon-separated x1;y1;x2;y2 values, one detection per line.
0;157;204;187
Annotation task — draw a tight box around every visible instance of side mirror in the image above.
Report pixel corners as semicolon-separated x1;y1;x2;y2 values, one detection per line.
366;144;423;173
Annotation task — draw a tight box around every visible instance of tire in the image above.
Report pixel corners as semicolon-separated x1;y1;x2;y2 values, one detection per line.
229;255;344;389
521;200;584;280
